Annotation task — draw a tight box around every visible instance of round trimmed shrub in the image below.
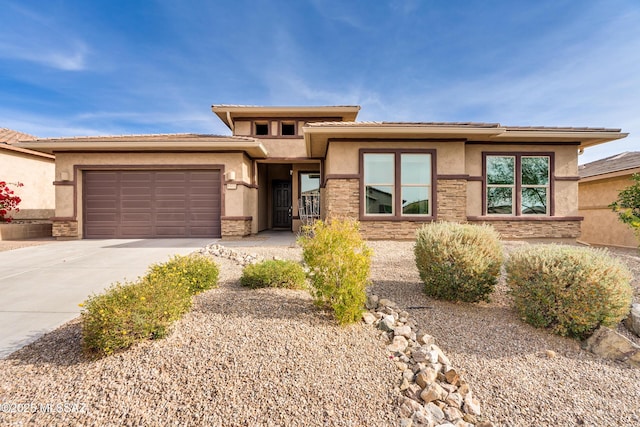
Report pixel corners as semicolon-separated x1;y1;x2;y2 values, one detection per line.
145;254;219;295
240;259;307;289
505;245;633;339
414;222;503;303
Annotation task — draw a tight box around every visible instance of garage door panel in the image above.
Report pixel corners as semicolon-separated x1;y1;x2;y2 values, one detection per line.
84;169;221;238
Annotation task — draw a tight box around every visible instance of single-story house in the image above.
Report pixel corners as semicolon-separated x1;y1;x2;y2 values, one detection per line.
0;128;55;220
578;151;640;248
16;105;628;240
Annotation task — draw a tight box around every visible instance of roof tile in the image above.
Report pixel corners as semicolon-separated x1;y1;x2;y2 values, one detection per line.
579;151;640;178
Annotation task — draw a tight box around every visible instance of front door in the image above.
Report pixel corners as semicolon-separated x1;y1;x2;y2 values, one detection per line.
273;180;292;228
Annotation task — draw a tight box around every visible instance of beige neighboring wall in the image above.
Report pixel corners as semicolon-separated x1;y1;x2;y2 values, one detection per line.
53;152;253;237
579;170;639;248
0;147;55;219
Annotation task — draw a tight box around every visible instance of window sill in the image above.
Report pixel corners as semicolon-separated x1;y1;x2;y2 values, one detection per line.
467;216;583;221
360;215;436;222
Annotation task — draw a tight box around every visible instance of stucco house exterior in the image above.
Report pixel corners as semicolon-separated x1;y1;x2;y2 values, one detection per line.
16;105;627;240
0;128;55;220
578;151;640;248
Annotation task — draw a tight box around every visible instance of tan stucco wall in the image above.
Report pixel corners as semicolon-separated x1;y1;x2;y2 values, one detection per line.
579;173;639;248
54;152;252;238
465;144;579;217
324;140;466;176
0;149;55;219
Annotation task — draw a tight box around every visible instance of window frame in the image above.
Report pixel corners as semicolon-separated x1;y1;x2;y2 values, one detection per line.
360;148;436;221
254;122;270;136
281;122;297;136
483;152;554;217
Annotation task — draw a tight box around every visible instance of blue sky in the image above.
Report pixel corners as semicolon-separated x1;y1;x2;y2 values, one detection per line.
1;0;639;164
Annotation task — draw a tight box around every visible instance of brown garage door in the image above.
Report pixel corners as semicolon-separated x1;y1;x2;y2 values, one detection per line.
83;170;221;238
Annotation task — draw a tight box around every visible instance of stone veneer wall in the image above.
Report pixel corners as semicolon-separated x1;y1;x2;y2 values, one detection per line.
324;179;359;219
468;220;581;239
359;221;431;239
436;179;466;222
52;220;79;238
221;218;252;237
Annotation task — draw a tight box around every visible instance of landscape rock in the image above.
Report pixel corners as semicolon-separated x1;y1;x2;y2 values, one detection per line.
394;325;413;339
388;335;409;353
378;315;396;332
415;367;438;389
420;382;447;403
624;303;640;337
366;294;380;310
583;326;640;368
463;393;482;416
362;312;376;325
425;402;445;422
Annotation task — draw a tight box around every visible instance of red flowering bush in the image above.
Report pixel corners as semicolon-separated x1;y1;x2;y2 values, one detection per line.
0;181;23;222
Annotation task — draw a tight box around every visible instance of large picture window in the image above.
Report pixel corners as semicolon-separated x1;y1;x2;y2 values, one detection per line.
363;151;433;217
485;154;550;216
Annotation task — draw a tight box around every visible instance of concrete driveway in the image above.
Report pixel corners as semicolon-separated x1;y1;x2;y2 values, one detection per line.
0;238;215;358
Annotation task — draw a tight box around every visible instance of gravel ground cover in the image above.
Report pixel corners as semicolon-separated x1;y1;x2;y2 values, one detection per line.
0;247;399;427
1;239;639;426
367;240;640;427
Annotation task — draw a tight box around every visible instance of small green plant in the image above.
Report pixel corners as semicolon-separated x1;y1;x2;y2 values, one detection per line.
414;222;503;303
609;173;640;248
298;219;372;325
506;245;633;339
240;259;307;289
80;277;192;356
81;254;220;356
145;254;219;295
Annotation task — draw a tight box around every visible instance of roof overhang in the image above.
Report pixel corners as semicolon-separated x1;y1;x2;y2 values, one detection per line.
15;135;268;158
0;143;55;160
579;166;640;183
212;105;361;130
303;123;628;158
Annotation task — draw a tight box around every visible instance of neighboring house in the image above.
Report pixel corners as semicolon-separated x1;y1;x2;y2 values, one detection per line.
16;105;627;240
578;151;640;248
0;128;55;220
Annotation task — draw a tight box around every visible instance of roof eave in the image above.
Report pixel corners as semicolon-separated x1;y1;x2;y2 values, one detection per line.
212;105;362;129
303;125;505;158
15;139;269;158
492;130;629;148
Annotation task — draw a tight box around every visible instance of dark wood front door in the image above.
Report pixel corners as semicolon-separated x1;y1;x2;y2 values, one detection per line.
273;180;292;228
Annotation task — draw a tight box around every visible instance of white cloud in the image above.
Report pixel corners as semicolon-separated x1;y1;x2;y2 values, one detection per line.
0;3;90;71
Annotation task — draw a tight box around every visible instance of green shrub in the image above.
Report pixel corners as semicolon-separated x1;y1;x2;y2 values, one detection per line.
81;254;220;356
145;254;219;295
80;277;192;356
240;259;307;289
414;222;503;303
505;245;633;339
298;219;372;325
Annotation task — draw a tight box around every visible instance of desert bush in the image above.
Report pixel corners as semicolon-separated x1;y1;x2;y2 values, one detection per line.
81;255;220;356
240;259;307;289
414;222;503;303
505;245;633;339
145;254;219;295
81;277;192;356
298;219;372;325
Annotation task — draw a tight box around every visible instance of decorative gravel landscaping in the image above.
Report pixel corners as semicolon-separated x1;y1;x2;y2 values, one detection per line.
0;240;639;426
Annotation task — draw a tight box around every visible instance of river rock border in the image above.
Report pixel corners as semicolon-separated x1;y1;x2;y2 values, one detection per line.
200;244;492;426
364;294;493;427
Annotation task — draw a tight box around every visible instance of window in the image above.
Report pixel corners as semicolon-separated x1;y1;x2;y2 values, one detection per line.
255;122;269;135
299;172;320;224
485;154;550;216
363;151;433;217
281;122;296;136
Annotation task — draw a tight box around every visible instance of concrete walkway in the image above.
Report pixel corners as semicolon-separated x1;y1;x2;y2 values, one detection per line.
0;232;297;359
